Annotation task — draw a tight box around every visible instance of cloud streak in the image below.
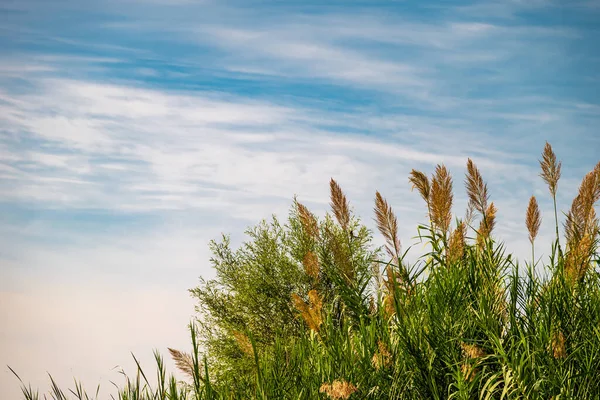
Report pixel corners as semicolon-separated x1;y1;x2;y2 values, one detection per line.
1;1;599;398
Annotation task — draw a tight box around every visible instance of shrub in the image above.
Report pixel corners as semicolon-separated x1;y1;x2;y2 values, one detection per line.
12;143;600;399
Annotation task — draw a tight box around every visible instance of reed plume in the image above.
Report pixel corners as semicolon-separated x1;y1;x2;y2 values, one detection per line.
409;169;430;204
292;290;323;333
477;202;497;247
319;380;358;399
167;348;195;380
569;164;600;241
232;331;254;357
526;196;542;263
464;203;475;227
565;233;594;283
465;159;489;217
374;191;401;261
371;340;392;371
564;163;600;281
383;292;395;319
409;169;432;224
564;195;594;248
330;179;350;231
526;196;542;244
551;330;566;359
539;142;562;247
460;342;485;382
297;201;320;239
302;251;320;280
447;222;465;264
382;266;402;318
539;142;562;197
430;164;453;235
461;342;486;359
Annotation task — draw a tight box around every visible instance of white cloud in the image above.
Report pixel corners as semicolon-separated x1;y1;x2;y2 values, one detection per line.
1;3;598;396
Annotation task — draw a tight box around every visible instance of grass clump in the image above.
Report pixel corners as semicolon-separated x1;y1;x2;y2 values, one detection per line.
10;143;600;399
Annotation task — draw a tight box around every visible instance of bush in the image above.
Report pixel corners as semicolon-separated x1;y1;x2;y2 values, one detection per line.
13;143;600;399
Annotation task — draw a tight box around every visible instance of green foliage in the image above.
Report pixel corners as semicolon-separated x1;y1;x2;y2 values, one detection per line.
188;199;378;391
11;149;600;399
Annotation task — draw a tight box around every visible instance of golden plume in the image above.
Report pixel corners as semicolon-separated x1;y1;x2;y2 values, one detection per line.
460;342;485;382
430;164;453;235
409;169;431;204
564;163;600;282
330;179;350;231
232;331;254;357
292;289;323;333
539;142;562;197
297;201;320;239
551;330;566;359
566;164;600;245
565;233;594;283
465;159;489;216
167;348;195;380
461;342;486;359
302;251;320;280
447;222;466;264
526;196;541;244
372;340;392;371
477;202;497;247
374;191;401;260
319;380;358;399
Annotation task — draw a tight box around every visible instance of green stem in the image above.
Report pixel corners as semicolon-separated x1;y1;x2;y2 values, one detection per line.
553;194;563;259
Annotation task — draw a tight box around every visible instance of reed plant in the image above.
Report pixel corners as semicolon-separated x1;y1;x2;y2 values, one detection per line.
10;143;600;399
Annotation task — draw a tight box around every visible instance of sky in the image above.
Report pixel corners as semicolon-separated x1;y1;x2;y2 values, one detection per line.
1;0;599;397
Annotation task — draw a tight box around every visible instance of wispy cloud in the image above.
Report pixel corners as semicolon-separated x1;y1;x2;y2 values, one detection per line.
1;1;599;398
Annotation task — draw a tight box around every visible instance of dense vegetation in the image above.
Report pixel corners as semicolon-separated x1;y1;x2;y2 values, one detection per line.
12;143;600;399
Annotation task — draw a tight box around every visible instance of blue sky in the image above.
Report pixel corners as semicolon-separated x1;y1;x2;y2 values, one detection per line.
1;0;599;397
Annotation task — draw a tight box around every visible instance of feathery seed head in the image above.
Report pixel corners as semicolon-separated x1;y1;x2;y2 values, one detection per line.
526;196;542;244
330;179;351;231
551;331;566;359
565;233;594;283
430;164;453;234
371;352;381;371
369;295;376;315
167;348;195;380
465;203;475;227
297;202;320;239
319;380;358;399
374;191;401;259
308;289;323;315
539;142;562;197
371;340;392;371
465;159;489;216
292;290;323;332
565;164;600;250
461;342;485;359
477;202;497;247
302;251;320;280
383;293;395;319
460;342;485;382
448;222;466;264
409;169;431;204
232;331;254;357
461;363;476;382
